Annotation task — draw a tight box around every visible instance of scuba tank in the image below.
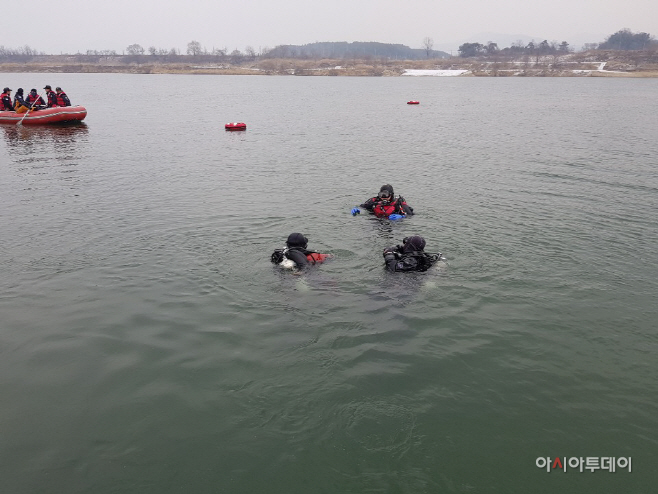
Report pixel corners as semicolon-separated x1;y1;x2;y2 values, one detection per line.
271;248;331;269
271;248;296;269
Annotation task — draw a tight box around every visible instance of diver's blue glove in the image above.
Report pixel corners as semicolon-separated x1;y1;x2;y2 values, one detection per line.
388;214;404;220
351;208;360;216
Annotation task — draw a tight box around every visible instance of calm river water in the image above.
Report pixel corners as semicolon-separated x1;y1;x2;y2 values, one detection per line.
1;73;657;493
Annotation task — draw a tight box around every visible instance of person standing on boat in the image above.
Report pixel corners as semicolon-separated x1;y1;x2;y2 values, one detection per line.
1;87;14;111
55;87;71;107
26;89;46;109
351;184;414;219
13;88;30;113
44;85;58;107
383;235;442;272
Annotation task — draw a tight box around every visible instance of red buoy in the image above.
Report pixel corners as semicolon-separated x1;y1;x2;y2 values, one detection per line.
407;101;420;105
225;122;247;130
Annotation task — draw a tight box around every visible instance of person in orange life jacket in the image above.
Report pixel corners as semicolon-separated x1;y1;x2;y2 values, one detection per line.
351;184;414;219
55;87;71;107
1;87;14;111
383;235;442;272
43;85;57;107
26;89;46;109
271;233;333;269
13;88;30;113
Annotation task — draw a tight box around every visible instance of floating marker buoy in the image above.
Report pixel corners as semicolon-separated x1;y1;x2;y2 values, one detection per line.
225;122;247;130
407;101;420;105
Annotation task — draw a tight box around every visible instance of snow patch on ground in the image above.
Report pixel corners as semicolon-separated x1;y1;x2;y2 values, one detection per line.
402;69;470;77
571;61;630;74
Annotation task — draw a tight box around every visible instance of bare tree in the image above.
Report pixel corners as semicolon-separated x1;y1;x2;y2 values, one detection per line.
187;40;202;56
522;53;531;75
0;44;43;61
230;49;243;64
126;43;144;55
485;41;499;55
422;37;434;58
245;45;256;59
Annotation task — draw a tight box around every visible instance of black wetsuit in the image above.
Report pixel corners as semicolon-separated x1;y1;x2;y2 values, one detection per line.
383;247;440;272
271;247;319;269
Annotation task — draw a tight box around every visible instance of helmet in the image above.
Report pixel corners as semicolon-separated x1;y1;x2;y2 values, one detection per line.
286;233;308;249
378;184;394;200
30;88;37;93
16;88;23;94
44;85;52;90
402;235;426;253
56;87;62;91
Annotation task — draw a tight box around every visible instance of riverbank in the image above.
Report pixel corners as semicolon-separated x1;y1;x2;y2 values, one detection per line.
2;50;657;77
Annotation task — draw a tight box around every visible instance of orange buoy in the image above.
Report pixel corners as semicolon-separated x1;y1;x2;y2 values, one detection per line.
407;101;420;105
306;252;332;264
225;122;247;130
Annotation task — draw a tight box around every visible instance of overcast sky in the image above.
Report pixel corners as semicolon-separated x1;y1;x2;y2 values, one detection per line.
4;0;657;54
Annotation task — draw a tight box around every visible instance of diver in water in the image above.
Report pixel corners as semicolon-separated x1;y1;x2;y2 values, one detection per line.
351;184;414;219
383;235;442;272
271;233;333;270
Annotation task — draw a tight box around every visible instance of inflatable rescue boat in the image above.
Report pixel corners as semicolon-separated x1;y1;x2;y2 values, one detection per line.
0;106;87;125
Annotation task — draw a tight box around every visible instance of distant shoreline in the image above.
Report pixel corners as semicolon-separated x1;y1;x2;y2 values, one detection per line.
1;52;657;77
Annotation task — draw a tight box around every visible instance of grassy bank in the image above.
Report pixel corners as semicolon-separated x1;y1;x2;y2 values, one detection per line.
1;51;657;77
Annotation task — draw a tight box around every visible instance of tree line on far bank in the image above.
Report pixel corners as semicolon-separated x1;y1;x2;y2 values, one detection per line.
458;29;657;57
1;28;655;64
0;40;448;64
